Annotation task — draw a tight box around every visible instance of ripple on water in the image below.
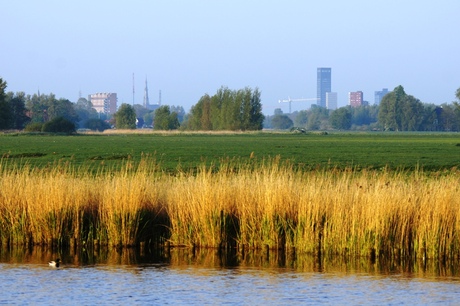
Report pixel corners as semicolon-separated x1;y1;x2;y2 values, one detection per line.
1;248;460;305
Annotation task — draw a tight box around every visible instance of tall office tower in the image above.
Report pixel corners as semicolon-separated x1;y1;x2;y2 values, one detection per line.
349;91;364;107
88;92;118;114
326;92;337;110
317;67;331;108
374;88;389;105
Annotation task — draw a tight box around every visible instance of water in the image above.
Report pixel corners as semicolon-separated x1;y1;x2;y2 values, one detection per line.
1;247;459;305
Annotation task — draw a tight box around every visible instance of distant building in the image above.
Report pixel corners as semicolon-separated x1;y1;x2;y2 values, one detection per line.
349;91;364;107
143;78;160;111
374;88;389;105
317;67;331;108
88;93;117;114
326;92;337;110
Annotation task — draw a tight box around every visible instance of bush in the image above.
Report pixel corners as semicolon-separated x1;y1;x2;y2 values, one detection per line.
41;117;76;134
24;122;44;132
85;118;111;131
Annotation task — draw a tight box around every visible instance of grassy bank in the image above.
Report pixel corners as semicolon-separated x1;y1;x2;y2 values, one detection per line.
1;157;459;260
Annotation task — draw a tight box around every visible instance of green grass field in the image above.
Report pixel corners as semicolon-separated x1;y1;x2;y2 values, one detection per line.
1;131;459;172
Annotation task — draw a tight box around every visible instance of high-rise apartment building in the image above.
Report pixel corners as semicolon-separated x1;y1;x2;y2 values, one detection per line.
326;92;337;110
317;67;331;108
374;88;389;105
88;93;118;114
349;91;364;107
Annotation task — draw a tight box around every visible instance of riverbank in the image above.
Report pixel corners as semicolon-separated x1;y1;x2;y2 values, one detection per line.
1;158;458;260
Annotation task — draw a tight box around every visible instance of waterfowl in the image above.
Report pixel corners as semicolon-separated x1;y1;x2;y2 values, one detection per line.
49;259;60;268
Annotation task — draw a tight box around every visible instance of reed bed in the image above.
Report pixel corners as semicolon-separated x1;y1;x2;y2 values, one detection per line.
0;158;459;260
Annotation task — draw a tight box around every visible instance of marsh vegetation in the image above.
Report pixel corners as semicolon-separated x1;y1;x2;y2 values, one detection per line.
1;151;459;261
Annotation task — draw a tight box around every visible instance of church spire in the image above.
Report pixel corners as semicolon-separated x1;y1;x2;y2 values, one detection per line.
143;77;150;107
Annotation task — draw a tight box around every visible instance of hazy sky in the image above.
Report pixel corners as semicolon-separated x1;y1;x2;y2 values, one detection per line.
2;0;459;114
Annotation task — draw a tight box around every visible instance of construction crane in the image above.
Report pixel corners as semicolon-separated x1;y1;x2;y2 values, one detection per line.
278;97;319;113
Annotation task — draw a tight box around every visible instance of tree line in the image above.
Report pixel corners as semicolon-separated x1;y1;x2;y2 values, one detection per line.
1;77;459;132
0;77;265;132
265;86;460;132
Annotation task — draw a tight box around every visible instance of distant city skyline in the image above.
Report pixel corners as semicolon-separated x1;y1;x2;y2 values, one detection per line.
2;1;459;115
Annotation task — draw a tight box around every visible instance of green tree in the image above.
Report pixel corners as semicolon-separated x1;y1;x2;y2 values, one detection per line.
271;114;293;129
420;104;439;131
0;78;11;129
188;94;212;130
42;116;76;134
4;92;30;129
330;107;352;130
247;87;264;130
25;94;45;123
189;96;202;130
438;104;460;131
454;87;460;115
306;112;321;130
305;106;329;130
294;110;308;127
75;98;98;127
187;86;264;131
25;93;79;124
170;105;185;123
378;85;424;131
153;105;180;130
47;98;79;123
350;105;378;127
222;89;240;130
85;118;111;131
114;103;136;129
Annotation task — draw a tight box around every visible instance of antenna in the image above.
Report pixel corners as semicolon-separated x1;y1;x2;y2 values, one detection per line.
143;77;150;107
132;73;135;106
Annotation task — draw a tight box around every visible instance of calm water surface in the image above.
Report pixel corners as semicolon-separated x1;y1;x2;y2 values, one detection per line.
1;247;459;305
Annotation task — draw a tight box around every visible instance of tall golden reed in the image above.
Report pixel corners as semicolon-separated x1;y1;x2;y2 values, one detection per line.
0;157;459;260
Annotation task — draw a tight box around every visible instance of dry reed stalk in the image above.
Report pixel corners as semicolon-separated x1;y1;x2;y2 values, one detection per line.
1;158;460;260
97;161;162;247
165;164;233;248
413;176;460;259
234;160;300;250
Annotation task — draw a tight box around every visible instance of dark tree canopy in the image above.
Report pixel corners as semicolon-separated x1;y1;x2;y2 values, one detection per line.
329;107;352;130
271;114;293;130
0;78;10;129
153;105;180;130
85;118;111;131
378;85;424;131
41;116;76;134
114;103;136;129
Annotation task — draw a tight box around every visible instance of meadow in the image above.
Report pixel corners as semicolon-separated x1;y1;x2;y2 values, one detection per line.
1;131;459;172
0;131;459;261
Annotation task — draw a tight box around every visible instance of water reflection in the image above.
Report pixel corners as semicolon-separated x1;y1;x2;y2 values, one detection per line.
2;246;460;305
1;245;459;279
